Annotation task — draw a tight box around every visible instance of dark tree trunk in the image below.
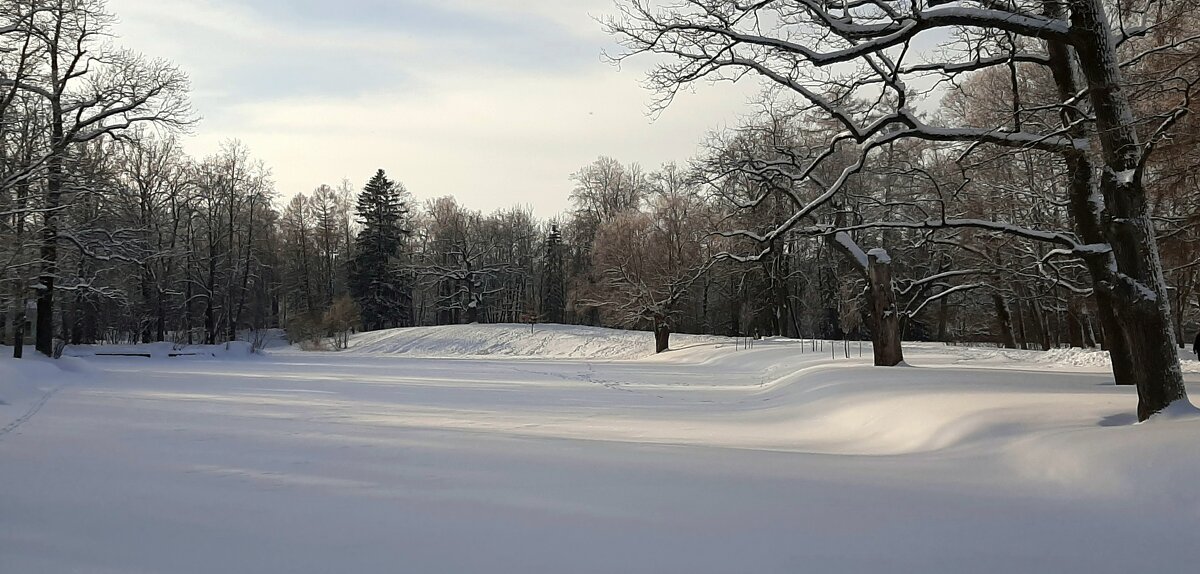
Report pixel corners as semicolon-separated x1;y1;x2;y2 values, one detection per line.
36;152;62;357
1013;294;1030;349
1068;0;1188;419
993;294;1017;349
1082;306;1097;348
728;275;742;336
155;288;166;343
1173;286;1189;349
654;320;670;354
230;198;257;342
13;309;24;359
204;299;216;345
867;252;903;366
936;296;950;342
1032;298;1052;351
1066;300;1085;349
205;241;217;344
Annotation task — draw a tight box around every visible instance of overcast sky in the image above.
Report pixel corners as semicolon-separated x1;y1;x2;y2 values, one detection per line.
105;0;759;217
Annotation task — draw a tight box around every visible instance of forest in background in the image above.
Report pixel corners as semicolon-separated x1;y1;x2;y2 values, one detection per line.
3;1;1200;416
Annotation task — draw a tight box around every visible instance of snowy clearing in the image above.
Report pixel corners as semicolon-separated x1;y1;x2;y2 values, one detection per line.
2;326;1199;573
345;323;729;359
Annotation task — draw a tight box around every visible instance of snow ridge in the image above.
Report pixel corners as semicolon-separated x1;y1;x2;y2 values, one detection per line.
342;323;728;360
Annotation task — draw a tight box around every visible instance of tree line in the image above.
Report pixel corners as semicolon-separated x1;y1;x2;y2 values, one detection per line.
604;0;1200;421
3;1;1199;421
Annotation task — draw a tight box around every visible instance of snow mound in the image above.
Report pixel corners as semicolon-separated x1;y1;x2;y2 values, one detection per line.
65;340;259;360
344;323;728;360
952;345;1200;373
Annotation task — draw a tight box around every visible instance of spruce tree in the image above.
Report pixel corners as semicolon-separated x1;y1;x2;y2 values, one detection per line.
349;169;412;330
541;224;565;323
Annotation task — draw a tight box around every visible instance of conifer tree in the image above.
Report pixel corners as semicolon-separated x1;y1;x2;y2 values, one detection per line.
349;169;412;330
542;224;565;323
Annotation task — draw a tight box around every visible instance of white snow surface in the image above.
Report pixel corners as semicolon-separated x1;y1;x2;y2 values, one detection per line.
866;246;892;264
346;322;728;359
2;327;1199;573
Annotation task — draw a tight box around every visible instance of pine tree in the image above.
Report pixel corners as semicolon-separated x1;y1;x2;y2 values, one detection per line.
349;169;412;330
542;224;565;323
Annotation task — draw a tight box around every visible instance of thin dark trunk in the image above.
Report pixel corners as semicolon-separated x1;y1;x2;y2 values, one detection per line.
13;306;24;359
993;293;1017;349
936;296;949;342
231;198;256;342
36;145;62;357
1013;293;1030;349
1067;300;1085;349
1035;299;1052;351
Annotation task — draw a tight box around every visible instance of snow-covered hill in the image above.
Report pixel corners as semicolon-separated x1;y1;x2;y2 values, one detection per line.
341;323;729;359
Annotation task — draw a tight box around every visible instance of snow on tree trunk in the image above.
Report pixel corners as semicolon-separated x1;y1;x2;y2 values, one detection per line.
993;294;1017;350
867;251;903;367
1043;2;1138;386
1069;0;1188;419
654;319;670;354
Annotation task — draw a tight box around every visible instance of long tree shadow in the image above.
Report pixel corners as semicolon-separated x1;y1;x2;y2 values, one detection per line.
1098;412;1138;427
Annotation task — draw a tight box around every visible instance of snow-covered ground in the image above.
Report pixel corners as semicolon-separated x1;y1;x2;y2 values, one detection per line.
2;326;1199;573
346;322;728;359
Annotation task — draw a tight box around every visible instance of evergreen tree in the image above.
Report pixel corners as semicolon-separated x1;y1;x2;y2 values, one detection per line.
349;169;412;330
542;224;565;323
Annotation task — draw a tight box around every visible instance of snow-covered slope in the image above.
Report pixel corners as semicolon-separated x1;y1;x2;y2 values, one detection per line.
941;343;1200;373
342;323;729;359
64;340;258;359
0;355;86;437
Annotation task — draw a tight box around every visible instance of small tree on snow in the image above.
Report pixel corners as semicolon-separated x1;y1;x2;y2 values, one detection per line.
582;172;712;353
323;295;360;350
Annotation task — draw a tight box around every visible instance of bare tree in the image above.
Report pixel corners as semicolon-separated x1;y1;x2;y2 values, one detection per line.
2;0;190;355
582;165;713;352
607;0;1197;419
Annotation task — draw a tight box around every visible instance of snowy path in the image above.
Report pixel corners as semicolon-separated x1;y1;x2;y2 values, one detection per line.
2;339;1198;573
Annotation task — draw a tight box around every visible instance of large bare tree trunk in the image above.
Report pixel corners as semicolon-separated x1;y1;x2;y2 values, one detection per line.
1070;0;1188;419
654;319;670;354
1044;16;1138;385
868;252;903;366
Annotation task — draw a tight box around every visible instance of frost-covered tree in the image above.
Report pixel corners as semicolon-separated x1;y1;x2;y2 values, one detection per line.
582;165;713;352
0;0;191;355
607;0;1197;419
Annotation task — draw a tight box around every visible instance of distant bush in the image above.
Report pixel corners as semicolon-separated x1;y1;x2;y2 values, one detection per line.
285;297;360;351
286;313;326;350
323;296;360;350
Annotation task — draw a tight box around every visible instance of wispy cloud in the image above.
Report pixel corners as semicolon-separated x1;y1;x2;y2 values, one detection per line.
107;0;758;216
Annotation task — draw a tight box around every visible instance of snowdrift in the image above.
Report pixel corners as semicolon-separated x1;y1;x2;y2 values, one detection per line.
342;323;729;359
64;340;258;360
947;344;1200;373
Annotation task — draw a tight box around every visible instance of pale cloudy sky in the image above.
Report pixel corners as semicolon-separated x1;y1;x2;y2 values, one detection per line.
105;0;759;217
